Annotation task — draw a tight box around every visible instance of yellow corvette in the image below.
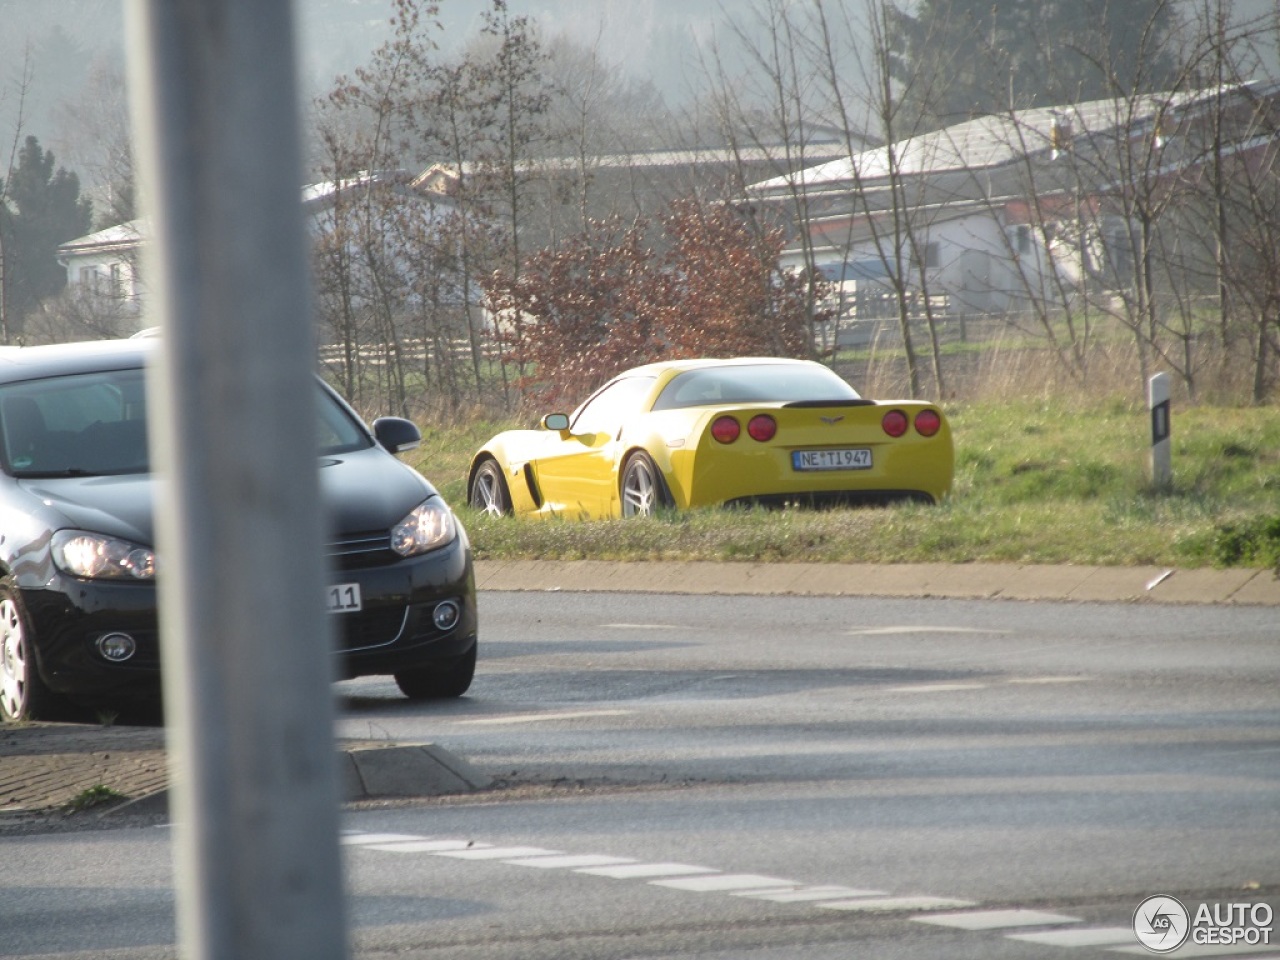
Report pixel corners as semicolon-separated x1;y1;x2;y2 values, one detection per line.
467;357;953;519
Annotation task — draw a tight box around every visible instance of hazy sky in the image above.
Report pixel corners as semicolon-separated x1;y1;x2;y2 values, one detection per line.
297;0;736;102
0;0;746;143
2;0;1276;195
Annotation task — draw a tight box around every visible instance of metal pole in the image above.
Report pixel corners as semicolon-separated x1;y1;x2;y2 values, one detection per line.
1149;372;1172;492
125;3;347;959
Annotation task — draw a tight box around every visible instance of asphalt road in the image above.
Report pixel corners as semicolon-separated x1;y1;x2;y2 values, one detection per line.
2;590;1277;959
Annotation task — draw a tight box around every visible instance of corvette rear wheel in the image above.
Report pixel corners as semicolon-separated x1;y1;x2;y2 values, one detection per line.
621;451;672;518
0;583;72;722
469;458;512;517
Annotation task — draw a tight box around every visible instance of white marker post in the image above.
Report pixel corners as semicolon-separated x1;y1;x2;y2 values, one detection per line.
1149;372;1172;491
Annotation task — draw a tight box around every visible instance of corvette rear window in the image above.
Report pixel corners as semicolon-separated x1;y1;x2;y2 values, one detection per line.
651;365;861;411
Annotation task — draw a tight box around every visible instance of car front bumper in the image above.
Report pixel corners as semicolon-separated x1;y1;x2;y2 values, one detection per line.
21;534;477;707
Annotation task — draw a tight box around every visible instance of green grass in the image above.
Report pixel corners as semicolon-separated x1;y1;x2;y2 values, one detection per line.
64;785;125;813
405;397;1280;569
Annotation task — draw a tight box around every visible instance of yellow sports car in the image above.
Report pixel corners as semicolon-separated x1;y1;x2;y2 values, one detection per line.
467;357;953;519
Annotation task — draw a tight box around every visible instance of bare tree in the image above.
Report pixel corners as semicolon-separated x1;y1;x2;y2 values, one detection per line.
0;44;34;344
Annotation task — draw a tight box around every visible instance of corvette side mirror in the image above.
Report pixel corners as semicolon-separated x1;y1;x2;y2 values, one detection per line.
542;413;570;432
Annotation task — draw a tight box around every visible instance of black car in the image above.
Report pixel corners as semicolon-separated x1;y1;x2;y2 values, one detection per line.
0;338;477;722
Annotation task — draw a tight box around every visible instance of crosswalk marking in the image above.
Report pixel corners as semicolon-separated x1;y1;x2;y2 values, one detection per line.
915;908;1083;930
650;874;799;893
505;854;637;869
340;832;423;845
846;627;1006;635
456;710;633;726
367;839;488;853
738;885;888;902
342;830;1280;959
575;862;719;879
1008;926;1136;947
1110;945;1279;957
818;895;978;912
433;845;562;860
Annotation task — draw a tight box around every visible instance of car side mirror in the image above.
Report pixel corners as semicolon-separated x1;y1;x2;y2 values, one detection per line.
372;416;421;453
542;413;570;432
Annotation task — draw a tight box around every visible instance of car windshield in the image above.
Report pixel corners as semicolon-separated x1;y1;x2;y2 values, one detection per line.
0;369;371;478
650;364;861;411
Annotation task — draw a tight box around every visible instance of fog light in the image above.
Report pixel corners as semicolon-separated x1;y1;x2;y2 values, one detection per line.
432;600;461;632
96;632;137;663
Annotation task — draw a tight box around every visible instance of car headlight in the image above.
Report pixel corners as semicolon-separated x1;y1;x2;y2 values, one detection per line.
390;498;457;557
51;530;157;581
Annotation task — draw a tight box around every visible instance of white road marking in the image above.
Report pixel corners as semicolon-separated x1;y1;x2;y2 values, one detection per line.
505;854;637;869
847;627;1010;635
1008;926;1137;947
739;885;888;902
367;839;487;853
602;623;685;630
341;830;1232;956
650;874;799;893
455;709;633;726
887;682;989;693
341;833;424;845
915;908;1082;930
818;896;978;912
1110;945;1280;957
576;862;719;879
433;846;562;860
1005;676;1085;685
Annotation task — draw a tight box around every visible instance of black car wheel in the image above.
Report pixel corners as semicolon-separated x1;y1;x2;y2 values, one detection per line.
394;643;477;700
469;459;512;517
0;582;73;722
621;451;672;518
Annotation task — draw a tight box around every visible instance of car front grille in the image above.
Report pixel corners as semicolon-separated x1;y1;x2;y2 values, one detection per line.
332;606;409;652
328;530;397;570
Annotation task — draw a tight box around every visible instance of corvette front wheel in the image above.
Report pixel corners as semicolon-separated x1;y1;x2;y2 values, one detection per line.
621;451;672;518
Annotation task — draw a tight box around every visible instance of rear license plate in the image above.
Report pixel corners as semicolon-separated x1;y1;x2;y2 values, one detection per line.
326;582;362;613
792;448;872;471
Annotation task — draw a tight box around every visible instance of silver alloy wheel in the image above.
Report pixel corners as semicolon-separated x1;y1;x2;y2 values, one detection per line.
0;597;29;721
622;454;659;517
470;460;508;517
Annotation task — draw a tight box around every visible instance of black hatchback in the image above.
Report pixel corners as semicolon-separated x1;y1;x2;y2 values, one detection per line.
0;339;477;722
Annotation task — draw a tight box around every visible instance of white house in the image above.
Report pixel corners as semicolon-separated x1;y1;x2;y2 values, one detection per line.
746;82;1280;325
55;218;147;322
54;170;462;336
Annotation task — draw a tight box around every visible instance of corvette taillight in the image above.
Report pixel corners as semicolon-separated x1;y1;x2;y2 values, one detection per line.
915;409;942;437
711;416;741;443
881;409;909;438
747;415;777;442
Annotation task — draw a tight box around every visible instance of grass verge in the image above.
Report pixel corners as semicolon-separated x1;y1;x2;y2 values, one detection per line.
408;397;1280;569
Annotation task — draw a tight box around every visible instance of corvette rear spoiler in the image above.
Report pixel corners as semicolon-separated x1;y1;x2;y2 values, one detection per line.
781;399;877;408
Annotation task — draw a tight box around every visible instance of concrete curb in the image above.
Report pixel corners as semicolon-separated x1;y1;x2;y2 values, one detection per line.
473;559;1280;605
89;741;492;821
338;741;493;800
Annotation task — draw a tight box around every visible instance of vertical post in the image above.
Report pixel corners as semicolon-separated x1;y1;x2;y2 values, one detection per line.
125;3;348;959
1149;372;1172;492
